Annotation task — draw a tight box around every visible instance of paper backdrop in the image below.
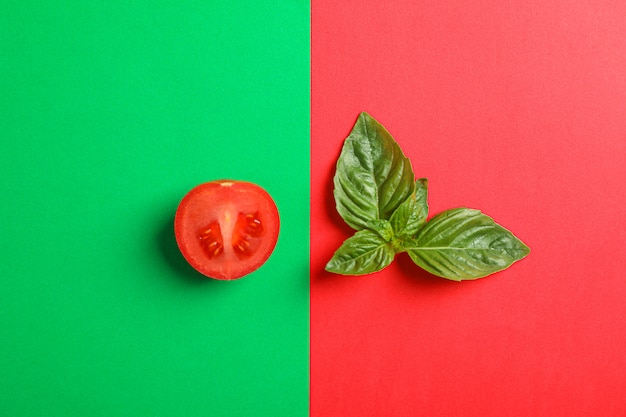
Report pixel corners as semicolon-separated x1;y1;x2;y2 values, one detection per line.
1;1;308;416
311;0;626;416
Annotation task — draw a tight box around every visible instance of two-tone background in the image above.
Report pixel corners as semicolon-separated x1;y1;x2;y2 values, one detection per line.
2;0;625;416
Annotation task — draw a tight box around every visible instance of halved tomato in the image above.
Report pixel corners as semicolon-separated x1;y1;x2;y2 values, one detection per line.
174;180;280;280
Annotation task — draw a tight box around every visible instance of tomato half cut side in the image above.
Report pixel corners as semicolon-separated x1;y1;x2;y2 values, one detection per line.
174;180;280;280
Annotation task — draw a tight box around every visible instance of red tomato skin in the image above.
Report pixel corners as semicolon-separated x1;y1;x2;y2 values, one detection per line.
174;180;280;280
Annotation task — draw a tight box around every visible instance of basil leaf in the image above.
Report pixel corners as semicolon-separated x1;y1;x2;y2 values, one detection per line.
325;229;395;275
365;219;394;242
389;178;428;238
333;112;415;230
406;208;530;281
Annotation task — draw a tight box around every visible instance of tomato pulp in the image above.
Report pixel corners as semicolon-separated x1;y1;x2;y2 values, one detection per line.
174;180;280;280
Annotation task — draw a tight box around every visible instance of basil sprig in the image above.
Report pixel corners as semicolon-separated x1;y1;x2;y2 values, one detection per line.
325;112;530;280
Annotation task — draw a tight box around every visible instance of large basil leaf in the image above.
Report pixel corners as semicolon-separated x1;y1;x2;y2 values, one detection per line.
333;112;415;230
325;229;395;275
389;178;428;238
407;208;530;280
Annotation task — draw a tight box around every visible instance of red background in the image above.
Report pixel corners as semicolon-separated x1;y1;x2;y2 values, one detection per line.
311;0;626;415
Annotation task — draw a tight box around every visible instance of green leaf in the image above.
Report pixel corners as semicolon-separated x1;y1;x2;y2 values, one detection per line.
333;112;415;230
325;229;395;275
389;178;428;237
406;208;530;281
365;219;395;242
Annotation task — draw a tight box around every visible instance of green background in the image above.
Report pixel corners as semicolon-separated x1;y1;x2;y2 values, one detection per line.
0;1;309;416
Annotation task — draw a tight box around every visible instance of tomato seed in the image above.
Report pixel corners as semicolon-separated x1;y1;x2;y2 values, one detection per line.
197;221;224;259
232;212;264;258
243;213;264;237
